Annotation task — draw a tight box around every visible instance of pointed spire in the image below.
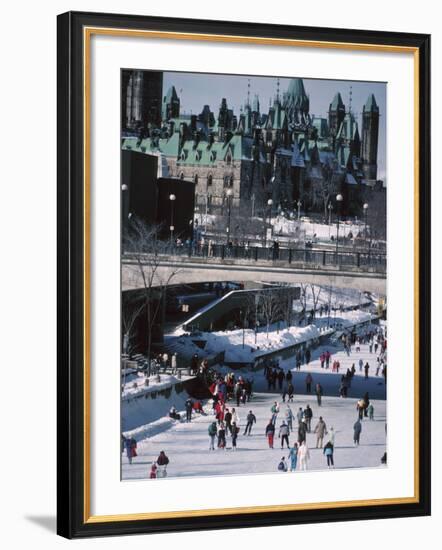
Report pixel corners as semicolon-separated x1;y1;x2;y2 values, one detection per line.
165;85;179;101
285;78;309;113
364;93;379;112
330;92;344;111
348;85;353;113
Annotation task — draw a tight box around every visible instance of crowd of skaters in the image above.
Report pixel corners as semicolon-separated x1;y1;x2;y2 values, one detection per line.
123;324;387;476
205;388;379;472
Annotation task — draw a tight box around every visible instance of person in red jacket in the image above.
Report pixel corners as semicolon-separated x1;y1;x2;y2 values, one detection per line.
156;451;169;478
149;463;157;479
265;420;276;449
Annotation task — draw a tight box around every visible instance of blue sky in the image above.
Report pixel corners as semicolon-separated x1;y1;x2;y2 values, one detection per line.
163;71;386;182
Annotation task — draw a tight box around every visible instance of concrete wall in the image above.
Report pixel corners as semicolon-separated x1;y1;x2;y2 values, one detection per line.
122;259;387;295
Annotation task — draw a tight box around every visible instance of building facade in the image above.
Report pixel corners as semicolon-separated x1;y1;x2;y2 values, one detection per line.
122;72;385;221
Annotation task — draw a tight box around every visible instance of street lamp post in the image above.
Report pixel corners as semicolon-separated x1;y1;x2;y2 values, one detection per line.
121;184;129;235
363;202;369;250
328;202;333;225
335;193;343;263
204;194;208;234
169;193;176;246
254;293;259;345
265;198;273;247
226;188;233;242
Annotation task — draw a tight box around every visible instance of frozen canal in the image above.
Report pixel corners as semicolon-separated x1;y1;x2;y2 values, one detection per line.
122;393;386;480
122;341;387;480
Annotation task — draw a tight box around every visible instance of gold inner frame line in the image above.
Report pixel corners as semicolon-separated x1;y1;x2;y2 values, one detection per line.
82;26;420;524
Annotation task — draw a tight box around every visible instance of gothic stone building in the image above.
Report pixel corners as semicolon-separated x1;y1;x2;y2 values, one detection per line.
122;74;384;219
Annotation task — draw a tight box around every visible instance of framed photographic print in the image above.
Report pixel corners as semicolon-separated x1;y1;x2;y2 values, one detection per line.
57;11;431;538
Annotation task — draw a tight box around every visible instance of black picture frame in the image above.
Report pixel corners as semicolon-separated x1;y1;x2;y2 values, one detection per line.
57;10;431;538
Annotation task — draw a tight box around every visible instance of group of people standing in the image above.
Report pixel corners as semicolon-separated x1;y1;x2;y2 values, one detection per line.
208;408;257;451
264;400;337;472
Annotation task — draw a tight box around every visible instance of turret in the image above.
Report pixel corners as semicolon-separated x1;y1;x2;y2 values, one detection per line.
161;86;180;121
328;92;346;145
361;94;379;181
284;78;310;126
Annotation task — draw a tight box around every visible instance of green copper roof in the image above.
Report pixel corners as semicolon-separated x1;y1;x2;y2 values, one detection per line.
266;101;287;130
312;116;329;138
122;133;262;166
287;78;307;100
284;78;309;112
330;92;344;110
337;112;358;141
364;94;379;112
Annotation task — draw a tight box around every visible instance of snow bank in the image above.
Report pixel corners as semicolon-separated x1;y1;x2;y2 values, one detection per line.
272;214;365;242
122;380;194;434
166;310;374;367
122;373;192;399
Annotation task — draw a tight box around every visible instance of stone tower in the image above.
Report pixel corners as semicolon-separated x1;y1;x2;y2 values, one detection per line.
161;86;180;121
328;92;345;148
123;70;162;131
361;93;379;182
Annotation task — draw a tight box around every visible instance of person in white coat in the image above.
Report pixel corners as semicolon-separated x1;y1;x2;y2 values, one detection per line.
171;353;177;373
328;426;336;447
297;441;311;471
231;408;240;427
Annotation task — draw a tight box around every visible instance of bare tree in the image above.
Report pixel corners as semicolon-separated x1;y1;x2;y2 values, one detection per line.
312;156;340;222
123;218;180;366
297;283;322;323
239;292;258;348
298;283;308;325
211;202;263;244
258;289;282;338
309;284;322;319
121;297;145;356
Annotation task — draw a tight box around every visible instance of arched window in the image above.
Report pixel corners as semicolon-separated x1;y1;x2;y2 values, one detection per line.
207;174;213;188
224;175;234;188
179;172;184;180
194;174;199;185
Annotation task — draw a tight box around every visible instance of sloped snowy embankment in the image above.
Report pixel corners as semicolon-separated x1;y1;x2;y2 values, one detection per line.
122;376;203;440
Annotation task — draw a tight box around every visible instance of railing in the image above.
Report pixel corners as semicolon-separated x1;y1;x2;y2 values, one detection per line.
142;243;387;273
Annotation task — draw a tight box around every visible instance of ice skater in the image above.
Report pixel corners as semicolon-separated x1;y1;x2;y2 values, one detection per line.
279;421;290;449
288;444;298;471
297;441;310;470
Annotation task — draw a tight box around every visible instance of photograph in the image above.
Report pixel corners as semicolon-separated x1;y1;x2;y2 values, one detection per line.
120;69;388;481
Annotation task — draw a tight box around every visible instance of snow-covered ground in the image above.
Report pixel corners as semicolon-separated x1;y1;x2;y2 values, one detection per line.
199;213;367;244
122;393;386;480
122;373;193;398
272;214;366;242
122;341;386;480
167;309;375;365
293;284;378;311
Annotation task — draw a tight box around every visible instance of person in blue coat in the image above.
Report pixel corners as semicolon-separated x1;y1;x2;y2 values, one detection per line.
323;441;334;468
288;444;298;471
